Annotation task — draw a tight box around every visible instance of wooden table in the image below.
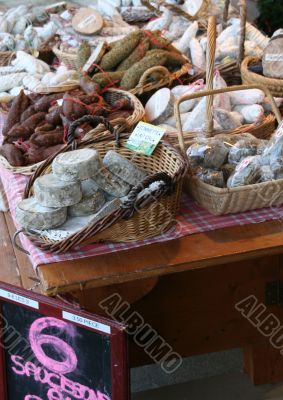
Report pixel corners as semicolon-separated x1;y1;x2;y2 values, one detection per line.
2;210;283;385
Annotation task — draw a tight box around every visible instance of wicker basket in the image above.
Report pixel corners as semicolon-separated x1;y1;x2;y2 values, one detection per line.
241;56;283;98
15;115;187;253
186;176;283;215
175;82;283;215
0;38;56;67
173;82;281;151
0;88;145;175
166;112;276;149
52;44;79;70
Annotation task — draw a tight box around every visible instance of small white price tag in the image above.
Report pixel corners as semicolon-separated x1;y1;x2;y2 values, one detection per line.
0;289;39;309
236;156;252;172
125;122;165;156
62;311;111;334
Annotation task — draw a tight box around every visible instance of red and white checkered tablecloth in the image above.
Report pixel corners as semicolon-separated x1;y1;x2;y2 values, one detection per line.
1;112;283;270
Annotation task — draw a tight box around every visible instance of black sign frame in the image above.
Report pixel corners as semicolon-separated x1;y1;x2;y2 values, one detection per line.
0;282;129;400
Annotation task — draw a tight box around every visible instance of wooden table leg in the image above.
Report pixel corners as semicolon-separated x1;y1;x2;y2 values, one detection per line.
244;341;283;385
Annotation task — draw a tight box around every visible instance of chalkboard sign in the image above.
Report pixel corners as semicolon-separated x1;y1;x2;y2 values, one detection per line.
0;282;128;400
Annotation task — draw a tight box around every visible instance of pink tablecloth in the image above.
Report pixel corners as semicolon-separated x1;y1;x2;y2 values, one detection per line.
1;112;283;269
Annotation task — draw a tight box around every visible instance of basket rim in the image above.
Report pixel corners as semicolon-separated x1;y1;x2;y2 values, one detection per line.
190;175;283;194
241;56;283;88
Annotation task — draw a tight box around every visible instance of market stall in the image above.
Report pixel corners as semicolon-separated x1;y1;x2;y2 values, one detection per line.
0;0;283;391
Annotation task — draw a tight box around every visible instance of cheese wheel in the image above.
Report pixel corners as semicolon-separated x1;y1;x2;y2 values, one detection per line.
103;151;147;186
34;174;82;207
94;168;131;198
16;197;67;230
68;179;106;217
52;149;101;182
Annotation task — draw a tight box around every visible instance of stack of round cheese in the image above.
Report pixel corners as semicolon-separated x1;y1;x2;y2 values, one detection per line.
16;148;148;232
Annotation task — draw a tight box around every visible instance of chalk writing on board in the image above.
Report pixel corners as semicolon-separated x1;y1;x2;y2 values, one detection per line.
9;316;111;400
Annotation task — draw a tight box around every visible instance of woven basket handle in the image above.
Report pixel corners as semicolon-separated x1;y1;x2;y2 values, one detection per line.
174;84;282;154
205;16;217;136
67;115;119;146
137;66;170;87
122;172;173;215
238;0;247;66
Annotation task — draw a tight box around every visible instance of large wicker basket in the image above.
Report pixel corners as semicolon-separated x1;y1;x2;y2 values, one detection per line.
241;56;283;98
175;84;283;215
172;84;281;151
15;116;187;253
0;88;145;175
186;176;283;215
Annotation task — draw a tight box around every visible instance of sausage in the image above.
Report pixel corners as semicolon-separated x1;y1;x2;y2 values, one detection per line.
21;112;47;134
26;144;64;164
3;90;30;136
0;143;26;166
46;106;63;126
34;94;63;112
30;129;65;147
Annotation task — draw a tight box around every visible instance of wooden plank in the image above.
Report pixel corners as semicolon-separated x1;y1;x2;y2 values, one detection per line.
4;213;39;292
38;219;283;295
0;213;21;287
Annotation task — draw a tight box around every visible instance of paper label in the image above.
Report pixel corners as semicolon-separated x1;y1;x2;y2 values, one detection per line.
125;122;165;156
78;14;97;29
236;157;252;172
265;54;283;62
275;120;283;138
62;311;111;334
0;289;39;309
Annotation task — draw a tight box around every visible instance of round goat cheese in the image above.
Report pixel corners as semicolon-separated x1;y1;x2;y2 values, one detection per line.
52;148;101;182
34;174;82;207
103;151;147;186
68;179;106;217
16;197;67;230
94;167;131;198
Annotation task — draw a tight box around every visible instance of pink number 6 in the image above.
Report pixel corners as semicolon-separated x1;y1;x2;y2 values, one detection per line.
29;317;77;374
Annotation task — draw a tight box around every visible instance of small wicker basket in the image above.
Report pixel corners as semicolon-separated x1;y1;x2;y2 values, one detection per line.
241;56;283;98
175;84;283;215
0;39;56;67
15;116;187;253
52;44;79;70
0;88;145;175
